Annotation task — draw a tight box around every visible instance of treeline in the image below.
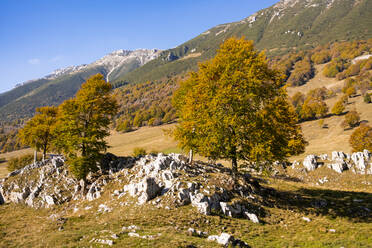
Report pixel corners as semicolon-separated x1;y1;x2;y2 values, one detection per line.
0;121;27;153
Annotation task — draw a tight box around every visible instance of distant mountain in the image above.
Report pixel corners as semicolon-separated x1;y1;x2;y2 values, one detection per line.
2;0;372;123
0;49;161;122
114;0;372;86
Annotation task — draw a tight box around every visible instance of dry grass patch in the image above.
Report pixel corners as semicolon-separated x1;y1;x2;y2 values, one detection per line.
106;124;178;156
286;63;344;97
0;148;33;178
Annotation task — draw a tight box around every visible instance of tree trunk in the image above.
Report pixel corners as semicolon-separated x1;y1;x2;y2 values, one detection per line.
232;156;238;177
43;145;47;162
231;145;238;175
34;150;37;164
188;149;193;164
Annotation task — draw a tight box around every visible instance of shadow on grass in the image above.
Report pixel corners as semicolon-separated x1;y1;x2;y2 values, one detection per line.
273;174;303;183
263;185;372;223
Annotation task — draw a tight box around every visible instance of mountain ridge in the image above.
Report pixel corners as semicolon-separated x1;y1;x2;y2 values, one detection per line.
0;49;161;122
114;0;372;86
1;0;372;122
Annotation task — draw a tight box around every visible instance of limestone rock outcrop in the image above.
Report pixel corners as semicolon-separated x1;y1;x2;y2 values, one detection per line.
298;150;371;174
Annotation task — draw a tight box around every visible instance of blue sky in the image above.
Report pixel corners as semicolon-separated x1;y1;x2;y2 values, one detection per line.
0;0;278;93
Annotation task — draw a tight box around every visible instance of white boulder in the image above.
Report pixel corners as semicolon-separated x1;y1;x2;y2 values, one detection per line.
303;155;318;171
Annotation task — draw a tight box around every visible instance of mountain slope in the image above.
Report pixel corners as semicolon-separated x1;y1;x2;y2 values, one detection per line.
114;0;372;86
0;49;160;122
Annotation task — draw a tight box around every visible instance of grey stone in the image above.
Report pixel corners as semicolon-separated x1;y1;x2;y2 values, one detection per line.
332;151;346;161
220;202;241;217
351;152;368;173
190;193;210;215
45;195;55;206
328;162;348;173
86;182;101;201
217;233;234;246
177;188;191;205
244;212;259;223
303;155;318;171
51;156;64;168
0;189;4;205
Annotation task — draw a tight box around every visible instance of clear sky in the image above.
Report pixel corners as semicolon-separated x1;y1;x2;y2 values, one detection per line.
0;0;278;93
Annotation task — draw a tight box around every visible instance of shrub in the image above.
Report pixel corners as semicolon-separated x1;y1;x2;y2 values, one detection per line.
341;95;349;104
300;96;328;120
342;78;356;93
345;87;356;98
342;110;360;129
149;150;159;155
364;94;371;103
311;50;331;64
291;92;305;108
323;59;345;78
116;119;133;133
307;87;329;100
318;119;325;128
331;99;345;115
132;147;147;157
349;124;372;152
287;59;314;86
7;154;40;172
68;156;94;181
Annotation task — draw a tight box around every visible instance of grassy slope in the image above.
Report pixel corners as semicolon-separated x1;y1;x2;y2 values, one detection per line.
106;124;178;156
0;173;371;247
288;63;372;161
1;66;372;246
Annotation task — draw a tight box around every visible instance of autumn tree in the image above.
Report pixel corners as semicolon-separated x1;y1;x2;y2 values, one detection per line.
331;99;345;115
349;124;372;152
18;106;58;160
55;74;118;180
300;96;328;120
172;37;306;175
341;110;360;129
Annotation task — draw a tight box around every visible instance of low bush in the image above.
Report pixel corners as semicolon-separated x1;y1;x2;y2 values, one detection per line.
342;110;360;129
349;124;372;152
364;94;371;103
132;147;147;157
7;154;39;172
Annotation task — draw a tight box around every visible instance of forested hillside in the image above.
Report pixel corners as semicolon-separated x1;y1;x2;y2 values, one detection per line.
113;39;372;132
114;0;372;86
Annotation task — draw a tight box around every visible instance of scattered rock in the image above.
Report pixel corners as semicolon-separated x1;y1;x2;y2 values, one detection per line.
208;233;250;247
302;217;311;222
244;212;259;223
98;204;112;213
187;228;208;237
122;225;139;232
90;238;113;246
220;202;241;217
128;232;140;238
